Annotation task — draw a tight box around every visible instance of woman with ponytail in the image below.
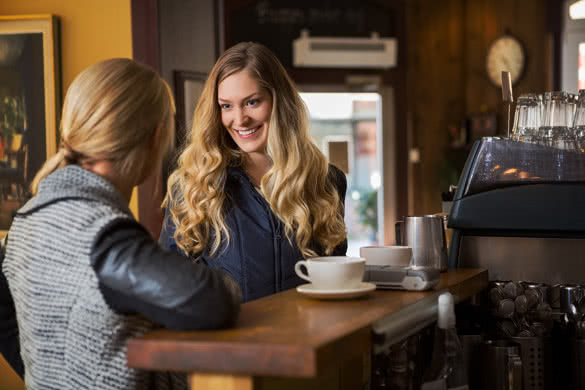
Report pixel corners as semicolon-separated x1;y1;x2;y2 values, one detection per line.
161;42;348;302
0;58;241;390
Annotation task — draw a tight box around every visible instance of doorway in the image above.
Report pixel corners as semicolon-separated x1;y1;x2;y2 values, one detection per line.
300;85;397;256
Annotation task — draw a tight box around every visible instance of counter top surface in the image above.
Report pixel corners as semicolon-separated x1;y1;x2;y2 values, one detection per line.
127;268;487;377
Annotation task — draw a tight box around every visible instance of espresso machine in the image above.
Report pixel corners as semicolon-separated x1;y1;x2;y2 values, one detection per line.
445;137;585;389
448;137;585;284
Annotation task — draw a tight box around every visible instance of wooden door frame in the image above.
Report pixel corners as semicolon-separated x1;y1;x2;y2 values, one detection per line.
131;0;164;239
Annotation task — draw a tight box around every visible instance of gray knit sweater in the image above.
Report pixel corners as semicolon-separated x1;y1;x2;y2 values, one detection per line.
2;166;186;390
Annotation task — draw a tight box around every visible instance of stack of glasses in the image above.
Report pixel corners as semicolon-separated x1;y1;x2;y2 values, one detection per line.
512;90;585;152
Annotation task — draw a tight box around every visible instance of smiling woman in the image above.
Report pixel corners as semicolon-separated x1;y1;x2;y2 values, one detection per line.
161;42;349;302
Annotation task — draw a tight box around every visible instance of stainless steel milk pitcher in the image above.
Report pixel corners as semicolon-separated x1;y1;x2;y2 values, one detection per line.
395;215;448;272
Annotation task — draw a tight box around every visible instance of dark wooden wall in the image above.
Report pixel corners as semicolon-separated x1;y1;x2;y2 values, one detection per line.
406;0;559;215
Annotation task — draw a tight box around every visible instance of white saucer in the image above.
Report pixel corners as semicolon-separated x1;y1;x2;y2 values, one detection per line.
296;282;377;300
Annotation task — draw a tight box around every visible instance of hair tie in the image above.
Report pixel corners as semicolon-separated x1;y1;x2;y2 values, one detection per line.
60;141;86;165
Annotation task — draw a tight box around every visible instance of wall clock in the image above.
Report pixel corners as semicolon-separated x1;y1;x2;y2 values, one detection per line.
486;35;526;87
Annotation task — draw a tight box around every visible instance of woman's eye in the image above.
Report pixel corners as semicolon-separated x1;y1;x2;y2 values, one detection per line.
247;99;259;106
219;103;231;110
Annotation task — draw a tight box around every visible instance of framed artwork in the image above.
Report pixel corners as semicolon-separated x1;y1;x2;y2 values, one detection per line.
173;70;207;147
0;15;61;233
163;70;207;187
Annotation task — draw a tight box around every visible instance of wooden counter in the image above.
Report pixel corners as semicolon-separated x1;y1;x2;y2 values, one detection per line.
127;269;487;390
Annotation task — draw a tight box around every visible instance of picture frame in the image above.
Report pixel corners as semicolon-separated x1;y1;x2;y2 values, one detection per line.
0;15;61;233
173;70;207;147
163;70;207;187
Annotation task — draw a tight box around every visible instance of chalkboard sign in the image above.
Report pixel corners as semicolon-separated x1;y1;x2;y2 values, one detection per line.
225;0;397;68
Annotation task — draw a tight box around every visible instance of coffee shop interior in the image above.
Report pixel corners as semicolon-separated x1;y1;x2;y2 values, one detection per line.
2;0;585;389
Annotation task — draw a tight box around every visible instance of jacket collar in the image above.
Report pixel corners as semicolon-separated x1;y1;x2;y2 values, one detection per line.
227;166;257;190
18;165;132;216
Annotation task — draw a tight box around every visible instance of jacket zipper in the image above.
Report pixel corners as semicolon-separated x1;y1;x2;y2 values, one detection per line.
269;211;281;292
241;169;282;293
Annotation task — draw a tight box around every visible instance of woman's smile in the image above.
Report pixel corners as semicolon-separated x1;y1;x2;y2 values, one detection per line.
234;125;261;138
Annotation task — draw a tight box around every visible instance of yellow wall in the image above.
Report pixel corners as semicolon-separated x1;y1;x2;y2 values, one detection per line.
0;1;134;388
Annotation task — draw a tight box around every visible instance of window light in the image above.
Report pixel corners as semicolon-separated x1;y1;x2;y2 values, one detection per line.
570;0;585;20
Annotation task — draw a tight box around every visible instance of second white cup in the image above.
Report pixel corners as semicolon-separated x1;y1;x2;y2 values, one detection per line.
294;256;365;290
360;246;413;267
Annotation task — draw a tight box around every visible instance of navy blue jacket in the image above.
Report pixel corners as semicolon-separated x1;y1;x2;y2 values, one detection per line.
160;165;348;302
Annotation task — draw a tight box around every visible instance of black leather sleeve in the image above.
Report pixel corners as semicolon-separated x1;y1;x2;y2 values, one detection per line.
0;243;24;378
91;219;241;330
158;207;180;253
330;164;349;256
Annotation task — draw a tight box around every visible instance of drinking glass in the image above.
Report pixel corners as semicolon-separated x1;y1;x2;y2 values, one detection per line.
539;91;578;150
568;92;578;124
512;93;541;142
573;89;585;152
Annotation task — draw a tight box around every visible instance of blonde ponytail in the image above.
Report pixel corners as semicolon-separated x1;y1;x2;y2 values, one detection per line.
30;149;67;195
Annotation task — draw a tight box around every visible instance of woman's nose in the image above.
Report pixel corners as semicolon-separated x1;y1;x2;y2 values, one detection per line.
234;108;250;126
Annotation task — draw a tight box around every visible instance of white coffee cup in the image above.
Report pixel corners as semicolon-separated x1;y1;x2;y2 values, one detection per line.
294;256;365;290
359;246;413;267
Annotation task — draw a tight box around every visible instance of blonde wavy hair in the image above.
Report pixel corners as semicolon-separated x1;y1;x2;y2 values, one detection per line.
165;42;347;259
31;58;175;194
